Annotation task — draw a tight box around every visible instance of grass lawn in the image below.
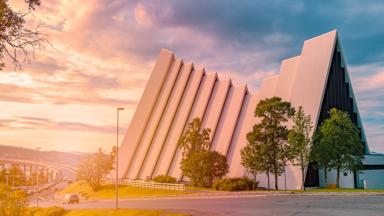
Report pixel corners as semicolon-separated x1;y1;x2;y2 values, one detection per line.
201;188;384;193
64;209;189;216
185;185;215;191
27;207;189;216
254;188;384;193
58;181;189;199
300;188;384;193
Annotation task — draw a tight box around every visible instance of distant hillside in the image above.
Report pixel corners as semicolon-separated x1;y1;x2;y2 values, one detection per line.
0;145;88;168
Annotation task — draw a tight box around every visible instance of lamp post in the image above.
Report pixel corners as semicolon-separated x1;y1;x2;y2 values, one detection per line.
35;147;41;207
115;107;124;209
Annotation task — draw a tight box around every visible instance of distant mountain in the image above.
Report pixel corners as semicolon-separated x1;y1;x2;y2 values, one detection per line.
0;145;88;168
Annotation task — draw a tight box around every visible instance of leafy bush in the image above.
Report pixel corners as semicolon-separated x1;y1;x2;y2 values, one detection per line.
25;206;65;216
153;175;177;183
76;149;115;191
213;177;258;191
0;184;28;216
181;151;229;188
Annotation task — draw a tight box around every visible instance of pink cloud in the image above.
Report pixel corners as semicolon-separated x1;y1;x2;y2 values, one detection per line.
0;116;122;134
0;82;138;106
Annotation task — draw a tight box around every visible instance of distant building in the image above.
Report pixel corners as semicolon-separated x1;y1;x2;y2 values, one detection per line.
118;30;384;189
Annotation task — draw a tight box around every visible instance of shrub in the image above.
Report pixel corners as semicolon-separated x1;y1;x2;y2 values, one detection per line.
153;175;177;183
213;177;258;191
76;149;114;191
181;151;229;188
0;184;28;216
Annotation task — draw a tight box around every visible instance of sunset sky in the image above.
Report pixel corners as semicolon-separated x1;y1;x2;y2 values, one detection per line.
2;0;384;153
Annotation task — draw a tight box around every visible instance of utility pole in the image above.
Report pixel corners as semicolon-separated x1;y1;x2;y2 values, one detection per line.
115;107;124;209
35;147;41;208
284;167;287;190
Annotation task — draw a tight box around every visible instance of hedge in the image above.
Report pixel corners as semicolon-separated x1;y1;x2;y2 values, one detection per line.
153;175;177;183
213;177;258;191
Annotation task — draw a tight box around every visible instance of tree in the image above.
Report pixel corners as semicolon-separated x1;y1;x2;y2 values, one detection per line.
0;169;5;183
241;132;267;190
248;97;295;190
181;151;228;188
310;131;333;187
311;108;364;188
0;0;47;70
8;164;25;186
178;118;229;188
76;148;114;191
0;183;28;216
287;106;312;190
37;167;48;185
325;108;363;187
178;118;210;158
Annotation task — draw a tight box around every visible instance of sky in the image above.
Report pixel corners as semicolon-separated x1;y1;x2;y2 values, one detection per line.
1;0;384;153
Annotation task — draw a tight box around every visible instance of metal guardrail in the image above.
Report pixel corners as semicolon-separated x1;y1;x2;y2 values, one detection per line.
104;179;185;191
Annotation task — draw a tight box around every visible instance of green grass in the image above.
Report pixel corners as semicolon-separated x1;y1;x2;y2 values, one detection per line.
64;209;189;216
27;207;189;216
187;187;384;193
299;188;384;193
58;181;384;200
185;185;215;191
256;188;384;193
26;206;66;216
58;181;189;199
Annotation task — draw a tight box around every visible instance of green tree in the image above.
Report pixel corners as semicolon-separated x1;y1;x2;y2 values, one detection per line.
248;97;295;190
245;123;275;190
241;133;267;190
311;108;364;188
178;118;210;157
37;168;48;185
326;108;363;187
310;131;333;187
76;148;114;191
178;118;229;188
0;169;5;183
287;106;312;190
181;151;228;188
0;183;28;216
8;164;25;186
0;0;47;70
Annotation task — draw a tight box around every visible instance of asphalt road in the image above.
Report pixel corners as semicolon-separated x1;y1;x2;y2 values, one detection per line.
40;194;384;216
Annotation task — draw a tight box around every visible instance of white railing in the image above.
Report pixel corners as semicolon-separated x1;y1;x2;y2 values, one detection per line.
104;179;185;191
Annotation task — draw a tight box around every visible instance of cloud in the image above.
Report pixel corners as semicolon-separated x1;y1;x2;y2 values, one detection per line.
0;116;122;134
0;78;138;106
3;0;384;152
348;63;384;152
9;0;384;75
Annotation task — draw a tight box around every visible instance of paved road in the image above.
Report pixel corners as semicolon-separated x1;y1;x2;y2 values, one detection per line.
40;194;384;216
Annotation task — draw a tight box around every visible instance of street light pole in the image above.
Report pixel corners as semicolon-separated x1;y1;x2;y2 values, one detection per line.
115;107;124;209
35;147;41;208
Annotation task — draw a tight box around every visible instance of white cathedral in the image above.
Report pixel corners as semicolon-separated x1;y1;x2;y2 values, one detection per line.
117;30;384;189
